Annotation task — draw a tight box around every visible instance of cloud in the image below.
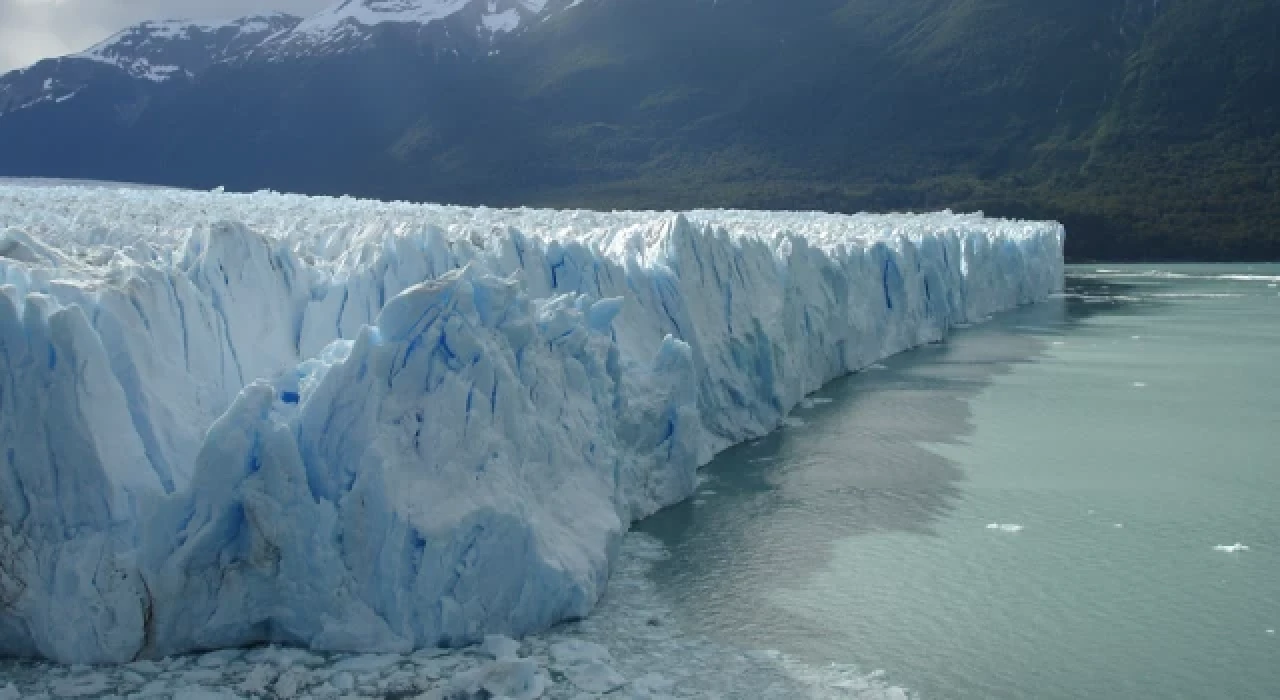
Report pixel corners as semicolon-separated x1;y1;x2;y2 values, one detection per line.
0;0;333;72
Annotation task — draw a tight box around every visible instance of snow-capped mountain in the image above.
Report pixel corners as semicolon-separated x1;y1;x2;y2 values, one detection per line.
78;14;304;80
255;0;573;58
0;0;580;115
3;0;1268;263
0;14;301;115
295;0;560;38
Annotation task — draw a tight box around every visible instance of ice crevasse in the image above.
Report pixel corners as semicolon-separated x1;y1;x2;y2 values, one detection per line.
0;185;1064;664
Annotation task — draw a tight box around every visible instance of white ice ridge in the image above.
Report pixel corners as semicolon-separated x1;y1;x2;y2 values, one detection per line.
0;184;1064;664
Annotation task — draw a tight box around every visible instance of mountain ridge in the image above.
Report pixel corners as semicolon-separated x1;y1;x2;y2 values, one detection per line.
0;0;576;114
0;0;1275;262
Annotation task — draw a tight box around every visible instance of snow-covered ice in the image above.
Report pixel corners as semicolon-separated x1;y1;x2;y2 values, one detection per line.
0;184;1063;664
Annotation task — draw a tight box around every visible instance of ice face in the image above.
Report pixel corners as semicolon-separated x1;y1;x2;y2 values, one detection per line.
0;184;1064;664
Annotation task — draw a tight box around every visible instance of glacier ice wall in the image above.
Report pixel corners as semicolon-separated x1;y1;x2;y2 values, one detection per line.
0;185;1064;663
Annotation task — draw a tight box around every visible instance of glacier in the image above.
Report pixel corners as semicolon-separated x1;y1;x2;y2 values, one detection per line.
0;183;1063;664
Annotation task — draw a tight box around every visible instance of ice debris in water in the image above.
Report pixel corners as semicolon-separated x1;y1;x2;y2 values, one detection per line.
0;184;1063;664
0;533;918;698
1213;543;1250;553
986;524;1025;533
481;634;522;661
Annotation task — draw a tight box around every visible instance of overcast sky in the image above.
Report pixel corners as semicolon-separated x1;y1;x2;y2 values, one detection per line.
0;0;333;72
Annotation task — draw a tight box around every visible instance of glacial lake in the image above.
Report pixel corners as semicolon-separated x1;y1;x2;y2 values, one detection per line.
636;264;1280;699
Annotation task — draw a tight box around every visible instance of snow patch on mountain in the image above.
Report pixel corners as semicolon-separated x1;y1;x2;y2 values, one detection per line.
0;0;587;109
293;0;472;39
0;14;301;116
272;0;568;55
482;8;524;33
75;15;302;81
0;184;1063;664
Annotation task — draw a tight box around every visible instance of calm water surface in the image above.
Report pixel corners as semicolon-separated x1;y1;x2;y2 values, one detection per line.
637;264;1280;699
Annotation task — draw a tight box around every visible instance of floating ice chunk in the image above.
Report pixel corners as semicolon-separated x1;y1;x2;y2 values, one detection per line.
550;639;613;666
329;654;403;672
438;660;547;700
562;659;628;693
49;675;112;697
1114;523;1125;529
1133;382;1147;388
986;523;1024;533
243;647;323;667
330;672;355;692
481;660;548;699
1268;629;1275;635
238;665;276;695
631;671;676;696
171;690;245;700
180;669;225;684
196;649;242;667
482;634;522;660
1213;543;1250;553
783;416;806;427
271;668;305;698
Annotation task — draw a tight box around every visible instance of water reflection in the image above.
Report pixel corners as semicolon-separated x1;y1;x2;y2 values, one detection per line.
634;275;1143;654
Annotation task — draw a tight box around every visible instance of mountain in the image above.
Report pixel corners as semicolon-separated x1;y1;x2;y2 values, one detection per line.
0;14;302;115
257;0;567;58
0;1;569;116
0;0;1276;262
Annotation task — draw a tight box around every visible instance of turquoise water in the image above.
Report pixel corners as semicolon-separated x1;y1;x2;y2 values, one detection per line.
637;264;1280;699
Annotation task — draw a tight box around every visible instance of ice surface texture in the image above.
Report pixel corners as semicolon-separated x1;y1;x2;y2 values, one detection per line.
0;185;1063;664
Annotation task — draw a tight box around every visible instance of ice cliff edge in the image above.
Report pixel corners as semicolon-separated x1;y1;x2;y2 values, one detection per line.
0;185;1064;663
